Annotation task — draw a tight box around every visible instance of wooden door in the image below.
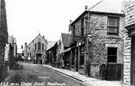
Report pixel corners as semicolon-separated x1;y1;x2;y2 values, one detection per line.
106;47;122;80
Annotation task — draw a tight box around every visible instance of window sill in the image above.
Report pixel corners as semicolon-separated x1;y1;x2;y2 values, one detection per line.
106;35;120;39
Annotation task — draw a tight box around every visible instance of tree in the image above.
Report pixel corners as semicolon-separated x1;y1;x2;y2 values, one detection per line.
0;0;8;63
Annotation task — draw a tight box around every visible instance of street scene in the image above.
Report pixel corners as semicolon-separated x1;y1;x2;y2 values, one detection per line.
4;62;86;86
0;0;135;86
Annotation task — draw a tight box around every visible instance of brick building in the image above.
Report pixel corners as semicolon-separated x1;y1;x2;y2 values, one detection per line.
24;34;48;64
123;0;135;86
69;7;125;80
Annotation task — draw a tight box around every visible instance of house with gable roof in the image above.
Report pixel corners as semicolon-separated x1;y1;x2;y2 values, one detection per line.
69;1;125;80
56;33;72;68
46;41;57;65
23;34;48;64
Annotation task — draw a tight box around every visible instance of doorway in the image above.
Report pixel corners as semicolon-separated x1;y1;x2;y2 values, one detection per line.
106;47;122;80
36;53;42;64
131;36;135;85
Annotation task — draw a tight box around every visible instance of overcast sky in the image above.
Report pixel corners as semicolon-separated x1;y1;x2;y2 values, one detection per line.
5;0;123;48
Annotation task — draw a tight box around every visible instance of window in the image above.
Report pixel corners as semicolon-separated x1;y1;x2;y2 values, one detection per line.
107;17;119;35
42;43;44;50
107;47;117;63
38;42;41;50
73;25;75;37
35;43;36;49
81;18;84;36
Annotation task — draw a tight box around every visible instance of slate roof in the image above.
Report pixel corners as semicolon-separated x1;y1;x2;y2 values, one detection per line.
70;0;124;26
90;0;123;14
28;33;47;46
46;41;56;50
61;33;72;48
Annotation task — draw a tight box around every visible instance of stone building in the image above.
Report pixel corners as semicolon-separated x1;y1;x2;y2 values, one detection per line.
0;0;8;82
24;34;48;64
46;41;57;66
56;33;72;68
69;6;125;80
123;0;135;86
7;36;17;69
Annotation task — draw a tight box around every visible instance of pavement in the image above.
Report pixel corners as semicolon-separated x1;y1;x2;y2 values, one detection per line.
43;65;123;86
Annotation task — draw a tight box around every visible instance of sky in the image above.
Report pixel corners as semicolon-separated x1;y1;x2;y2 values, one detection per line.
5;0;123;48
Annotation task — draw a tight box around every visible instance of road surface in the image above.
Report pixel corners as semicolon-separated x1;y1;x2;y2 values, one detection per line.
3;62;87;86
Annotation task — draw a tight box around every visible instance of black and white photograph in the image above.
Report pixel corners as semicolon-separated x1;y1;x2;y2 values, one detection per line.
0;0;135;86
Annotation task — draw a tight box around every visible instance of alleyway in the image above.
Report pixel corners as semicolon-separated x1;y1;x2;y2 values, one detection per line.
3;62;86;86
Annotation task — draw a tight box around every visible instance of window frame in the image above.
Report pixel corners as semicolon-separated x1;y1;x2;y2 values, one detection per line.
35;43;36;50
107;47;117;63
38;42;41;50
42;43;44;50
107;16;119;35
81;17;84;36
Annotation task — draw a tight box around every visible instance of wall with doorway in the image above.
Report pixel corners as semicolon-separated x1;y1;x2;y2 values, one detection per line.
87;14;124;80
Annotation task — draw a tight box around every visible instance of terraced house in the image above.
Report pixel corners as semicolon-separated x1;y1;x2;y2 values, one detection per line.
56;33;72;69
69;5;125;81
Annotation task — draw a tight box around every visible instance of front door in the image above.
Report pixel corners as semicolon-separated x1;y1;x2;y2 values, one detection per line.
107;47;117;80
131;36;135;85
36;54;42;64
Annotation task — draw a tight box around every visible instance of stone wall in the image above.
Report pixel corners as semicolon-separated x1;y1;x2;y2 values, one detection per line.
70;12;125;80
123;28;131;86
123;1;135;86
87;14;124;79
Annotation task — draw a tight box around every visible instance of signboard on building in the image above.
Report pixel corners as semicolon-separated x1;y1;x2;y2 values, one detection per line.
124;1;135;27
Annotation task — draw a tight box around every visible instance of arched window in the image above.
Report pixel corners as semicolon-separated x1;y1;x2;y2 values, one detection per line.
42;43;44;50
38;42;41;50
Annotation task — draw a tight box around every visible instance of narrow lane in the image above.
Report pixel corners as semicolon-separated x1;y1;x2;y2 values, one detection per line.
5;62;87;86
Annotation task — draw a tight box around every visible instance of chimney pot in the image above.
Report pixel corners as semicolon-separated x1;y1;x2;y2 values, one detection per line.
70;20;72;24
85;5;88;10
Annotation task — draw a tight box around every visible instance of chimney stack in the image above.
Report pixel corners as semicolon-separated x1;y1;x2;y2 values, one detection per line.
85;5;88;11
70;20;72;24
